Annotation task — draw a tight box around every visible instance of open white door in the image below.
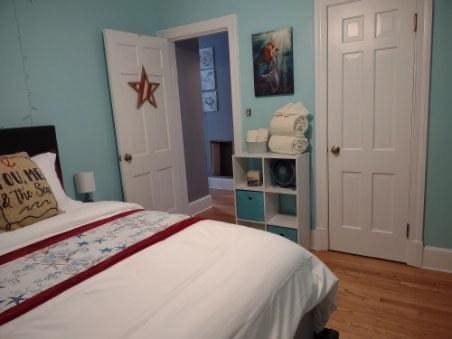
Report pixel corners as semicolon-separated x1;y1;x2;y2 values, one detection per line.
327;0;416;261
103;29;188;213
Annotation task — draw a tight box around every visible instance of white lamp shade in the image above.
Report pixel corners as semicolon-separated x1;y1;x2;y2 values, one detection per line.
75;171;96;194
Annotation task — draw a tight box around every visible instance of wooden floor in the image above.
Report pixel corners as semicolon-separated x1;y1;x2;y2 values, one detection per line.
198;189;452;339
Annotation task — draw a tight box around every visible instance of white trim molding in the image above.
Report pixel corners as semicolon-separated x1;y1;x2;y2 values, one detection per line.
208;177;233;191
158;15;243;154
405;0;433;266
311;227;329;250
314;0;432;266
423;246;452;273
187;195;213;216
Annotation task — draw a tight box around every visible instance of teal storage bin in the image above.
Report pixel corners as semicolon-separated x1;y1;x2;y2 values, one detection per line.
236;190;265;222
267;225;298;243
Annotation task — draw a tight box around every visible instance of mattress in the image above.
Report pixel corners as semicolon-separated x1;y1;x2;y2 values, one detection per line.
0;201;337;339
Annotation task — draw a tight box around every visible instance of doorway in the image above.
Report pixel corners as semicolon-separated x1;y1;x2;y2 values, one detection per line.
198;32;234;191
173;32;235;215
159;15;241;216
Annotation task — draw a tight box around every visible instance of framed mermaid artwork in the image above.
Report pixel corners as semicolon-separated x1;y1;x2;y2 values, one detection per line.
252;27;294;97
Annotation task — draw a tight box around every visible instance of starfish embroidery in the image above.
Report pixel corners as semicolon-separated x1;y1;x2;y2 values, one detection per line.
100;248;112;254
77;241;89;247
94;238;106;244
7;294;25;306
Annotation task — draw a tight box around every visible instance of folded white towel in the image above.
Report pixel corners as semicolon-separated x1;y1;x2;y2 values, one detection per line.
268;135;309;155
256;128;269;142
247;129;258;142
270;114;309;137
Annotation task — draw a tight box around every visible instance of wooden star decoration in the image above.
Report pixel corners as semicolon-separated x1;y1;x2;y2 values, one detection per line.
128;66;160;109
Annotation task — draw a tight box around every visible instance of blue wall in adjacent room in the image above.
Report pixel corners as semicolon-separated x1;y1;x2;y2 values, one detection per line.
0;0;158;201
423;0;452;249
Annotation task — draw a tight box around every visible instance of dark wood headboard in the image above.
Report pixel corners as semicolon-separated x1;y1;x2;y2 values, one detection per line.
0;126;63;186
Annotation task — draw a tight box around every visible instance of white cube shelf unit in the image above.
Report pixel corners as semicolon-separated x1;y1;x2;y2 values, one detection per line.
232;152;310;248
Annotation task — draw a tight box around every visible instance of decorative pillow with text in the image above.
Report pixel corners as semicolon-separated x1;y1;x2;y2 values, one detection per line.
0;152;59;232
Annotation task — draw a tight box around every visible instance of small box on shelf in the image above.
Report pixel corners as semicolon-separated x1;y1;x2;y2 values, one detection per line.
246;169;262;186
233;156;263;189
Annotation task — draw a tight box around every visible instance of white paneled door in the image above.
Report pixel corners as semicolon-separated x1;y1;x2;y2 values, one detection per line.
328;0;416;261
104;29;188;213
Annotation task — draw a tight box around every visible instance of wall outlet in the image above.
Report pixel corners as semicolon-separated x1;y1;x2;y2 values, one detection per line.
245;108;252;117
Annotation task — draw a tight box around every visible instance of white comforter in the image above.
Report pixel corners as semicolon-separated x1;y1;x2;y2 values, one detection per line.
0;202;337;339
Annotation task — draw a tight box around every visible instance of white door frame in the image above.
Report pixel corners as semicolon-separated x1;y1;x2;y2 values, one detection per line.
158;14;243;154
313;0;432;267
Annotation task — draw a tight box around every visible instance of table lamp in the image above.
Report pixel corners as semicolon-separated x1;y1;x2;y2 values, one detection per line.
75;171;96;202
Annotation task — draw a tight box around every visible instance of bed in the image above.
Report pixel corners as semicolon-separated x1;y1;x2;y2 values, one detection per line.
0;126;338;339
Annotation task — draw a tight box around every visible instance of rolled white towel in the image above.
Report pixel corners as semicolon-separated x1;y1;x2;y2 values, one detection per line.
256;128;269;142
270;114;309;137
274;103;294;116
286;101;309;116
247;129;258;142
268;135;309;155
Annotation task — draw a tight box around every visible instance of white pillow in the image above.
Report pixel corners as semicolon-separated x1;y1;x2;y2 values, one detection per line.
31;152;83;212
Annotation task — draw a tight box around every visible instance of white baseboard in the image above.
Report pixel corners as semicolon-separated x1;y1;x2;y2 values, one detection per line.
311;227;328;250
406;240;423;267
423;246;452;273
208;177;233;190
187;195;212;216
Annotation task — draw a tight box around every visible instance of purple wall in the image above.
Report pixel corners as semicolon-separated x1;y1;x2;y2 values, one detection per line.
175;38;209;202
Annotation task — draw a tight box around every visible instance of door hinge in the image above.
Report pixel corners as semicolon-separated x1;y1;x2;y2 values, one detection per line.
406;223;410;239
414;13;418;33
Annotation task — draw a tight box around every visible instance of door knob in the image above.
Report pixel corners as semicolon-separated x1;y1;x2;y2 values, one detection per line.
124;153;133;163
330;145;341;155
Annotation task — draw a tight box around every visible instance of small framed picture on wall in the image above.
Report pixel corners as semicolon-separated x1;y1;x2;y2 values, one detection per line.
200;69;216;91
199;47;214;69
202;91;218;112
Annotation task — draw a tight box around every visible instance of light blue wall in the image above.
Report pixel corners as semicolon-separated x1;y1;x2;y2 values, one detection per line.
0;0;158;201
1;0;450;248
423;0;452;249
199;32;234;176
0;1;29;125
